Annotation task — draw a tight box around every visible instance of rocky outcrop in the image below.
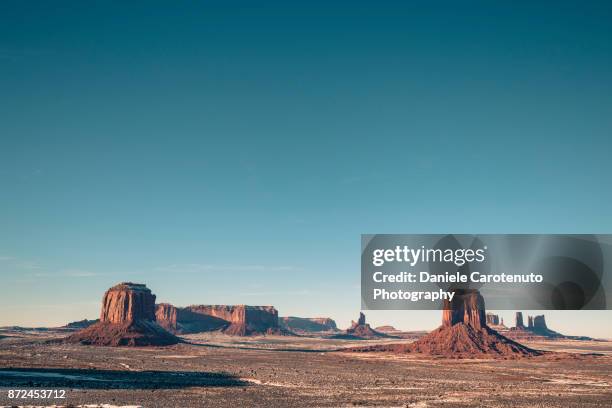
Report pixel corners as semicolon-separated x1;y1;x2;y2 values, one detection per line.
486;313;500;326
100;283;156;323
155;304;282;336
63;319;99;330
514;312;526;329
347;290;540;358
343;312;388;338
155;303;179;332
66;283;179;346
442;291;486;329
533;315;547;330
279;316;338;333
525;314;562;338
504;313;568;340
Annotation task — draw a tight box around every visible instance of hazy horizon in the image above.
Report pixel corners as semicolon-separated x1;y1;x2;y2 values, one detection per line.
2;2;612;339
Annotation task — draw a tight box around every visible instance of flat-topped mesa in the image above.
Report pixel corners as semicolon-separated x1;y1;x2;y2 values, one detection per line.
309;317;338;331
66;283;178;347
442;289;486;329
279;316;338;333
101;282;156;324
155;304;282;336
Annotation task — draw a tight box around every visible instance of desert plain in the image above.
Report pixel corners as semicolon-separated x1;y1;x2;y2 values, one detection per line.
0;330;611;408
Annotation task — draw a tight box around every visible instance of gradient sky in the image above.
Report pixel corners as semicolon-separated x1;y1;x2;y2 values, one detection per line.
1;1;612;338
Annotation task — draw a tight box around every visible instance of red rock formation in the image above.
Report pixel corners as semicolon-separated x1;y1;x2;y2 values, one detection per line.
347;290;540;358
442;291;486;329
155;303;178;332
344;312;388;338
100;283;156;323
66;283;178;346
155;304;282;336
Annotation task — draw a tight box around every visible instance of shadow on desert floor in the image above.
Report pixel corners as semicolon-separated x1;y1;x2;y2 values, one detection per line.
0;367;248;389
184;340;343;353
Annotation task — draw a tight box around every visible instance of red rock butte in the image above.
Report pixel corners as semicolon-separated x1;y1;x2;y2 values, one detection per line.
66;283;179;347
347;290;541;358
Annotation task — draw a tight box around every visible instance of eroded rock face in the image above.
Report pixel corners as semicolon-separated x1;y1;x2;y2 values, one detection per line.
442;290;486;329
155;303;178;332
100;283;156;324
155;304;281;336
66;283;178;346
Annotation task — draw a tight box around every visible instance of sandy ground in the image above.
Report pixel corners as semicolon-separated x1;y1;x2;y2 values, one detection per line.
0;331;611;407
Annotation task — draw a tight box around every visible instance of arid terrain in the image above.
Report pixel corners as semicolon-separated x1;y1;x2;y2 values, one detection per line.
1;330;611;408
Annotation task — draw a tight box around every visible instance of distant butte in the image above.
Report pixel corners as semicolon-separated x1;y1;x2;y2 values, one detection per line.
346;290;541;358
279;316;338;333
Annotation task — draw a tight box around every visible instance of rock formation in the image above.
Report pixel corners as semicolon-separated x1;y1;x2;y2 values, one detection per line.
347;290;541;358
279;316;338;333
374;325;398;333
514;312;526;329
66;283;179;346
525;314;562;338
155;304;282;336
486;313;500;326
442;291;486;329
63;319;99;330
342;312;388;338
533;315;547;330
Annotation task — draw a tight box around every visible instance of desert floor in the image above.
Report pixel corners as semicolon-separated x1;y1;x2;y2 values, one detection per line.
0;331;611;407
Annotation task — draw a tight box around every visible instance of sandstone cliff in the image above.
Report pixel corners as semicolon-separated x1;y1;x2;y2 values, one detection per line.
66;283;179;346
155;304;281;336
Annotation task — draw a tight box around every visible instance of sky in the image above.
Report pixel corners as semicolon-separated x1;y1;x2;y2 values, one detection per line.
1;1;612;338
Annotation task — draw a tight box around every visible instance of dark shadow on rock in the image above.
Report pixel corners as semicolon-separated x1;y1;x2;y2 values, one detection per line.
0;368;247;389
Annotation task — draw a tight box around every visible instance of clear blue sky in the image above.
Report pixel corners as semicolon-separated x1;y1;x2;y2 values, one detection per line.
1;1;611;337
